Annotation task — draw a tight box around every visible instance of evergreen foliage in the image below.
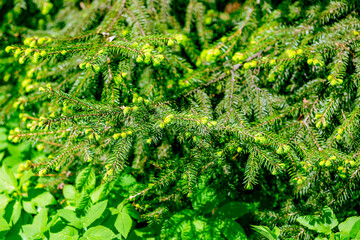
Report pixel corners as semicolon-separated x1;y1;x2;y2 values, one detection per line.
2;0;360;239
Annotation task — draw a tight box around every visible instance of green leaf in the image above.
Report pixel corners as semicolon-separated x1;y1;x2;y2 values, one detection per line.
273;226;280;237
215;201;248;219
50;226;79;240
81;226;115;240
21;208;48;239
22;201;37;214
76;165;95;191
115;211;132;239
0;143;7;151
11;200;22;225
192;186;218;213
31;190;56;207
63;185;80;207
90;184;105;203
7;142;29;156
3;200;22;225
122;204;141;220
338;216;360;238
297;207;338;235
252;225;277;240
82;200;108;228
33;208;49;233
19;170;33;187
0;194;10;210
57;209;82;229
0;165;17;193
218;218;247;240
0;216;10;232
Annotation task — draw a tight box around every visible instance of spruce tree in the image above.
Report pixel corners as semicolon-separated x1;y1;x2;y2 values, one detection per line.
2;0;360;238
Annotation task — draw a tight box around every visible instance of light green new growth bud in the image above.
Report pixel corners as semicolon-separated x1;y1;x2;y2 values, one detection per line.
127;131;133;135
144;52;152;64
85;129;92;135
237;147;242;153
270;59;276;66
25;85;34;92
38;37;46;45
123;107;130;115
243;62;251;69
39;50;46;57
25;49;33;56
121;132;127;138
201;117;208;125
137;97;143;103
232;52;245;62
30;40;37;48
93;65;100;73
25;160;32;168
285;49;296;58
146;138;152;144
24;38;32;45
338;128;344;135
19;57;25;64
133;106;139;112
213;48;221;56
33;52;40;60
211;121;217;126
114;75;122;85
175;34;185;43
39;169;47;177
164;114;174;124
121;72;127;78
153;58;161;67
5;46;13;53
283;145;290;153
61;50;67;55
41;2;53;15
276;146;283;154
14;48;22;57
86;63;92;69
136;55;143;63
167;39;174;46
249;60;257;68
79;62;86;69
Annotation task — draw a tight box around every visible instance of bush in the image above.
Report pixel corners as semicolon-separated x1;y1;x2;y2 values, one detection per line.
1;0;360;239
